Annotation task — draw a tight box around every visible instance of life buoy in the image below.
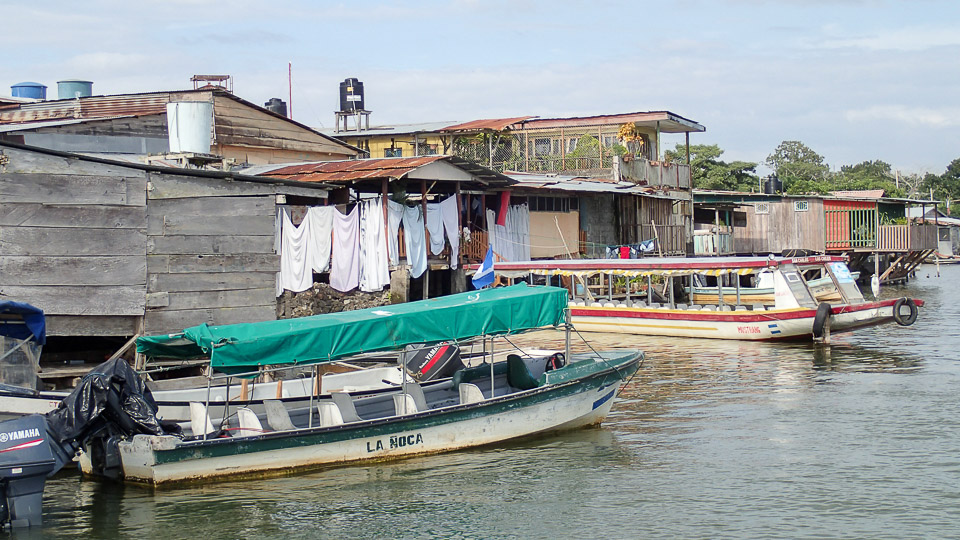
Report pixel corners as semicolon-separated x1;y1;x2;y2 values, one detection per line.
893;298;918;326
812;303;832;338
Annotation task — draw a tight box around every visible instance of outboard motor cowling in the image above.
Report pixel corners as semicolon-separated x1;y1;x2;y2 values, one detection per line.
0;415;62;528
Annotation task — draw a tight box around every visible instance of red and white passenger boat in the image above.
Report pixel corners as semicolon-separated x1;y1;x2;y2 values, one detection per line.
483;255;922;341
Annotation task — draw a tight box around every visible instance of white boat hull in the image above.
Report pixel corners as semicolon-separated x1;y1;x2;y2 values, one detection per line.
91;357;634;485
570;301;904;340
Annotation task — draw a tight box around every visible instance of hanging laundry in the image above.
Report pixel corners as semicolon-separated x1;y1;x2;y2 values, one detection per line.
496;190;510;226
305;206;334;273
279;209;313;294
486;203;530;262
402;204;427;278
359;198;391;292
426;203;445;255
439;194;460;269
386;199;404;266
330;206;360;292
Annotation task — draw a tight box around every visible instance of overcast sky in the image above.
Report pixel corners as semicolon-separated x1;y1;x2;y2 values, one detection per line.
2;0;957;175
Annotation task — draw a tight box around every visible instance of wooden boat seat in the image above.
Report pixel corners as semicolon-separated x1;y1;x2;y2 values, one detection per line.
330;392;362;423
506;354;540;390
458;383;485;404
189;402;215;436
317;401;345;426
263;399;296;431
236;407;265;437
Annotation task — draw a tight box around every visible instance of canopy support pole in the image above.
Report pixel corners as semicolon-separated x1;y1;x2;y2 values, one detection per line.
489;336;495;398
565;309;571;361
718;275;724;309
203;375;212;441
647;275;653;304
736;276;741;306
308;368;315;428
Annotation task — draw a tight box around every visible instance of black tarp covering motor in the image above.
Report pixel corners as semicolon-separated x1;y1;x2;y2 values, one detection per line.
45;357;172;441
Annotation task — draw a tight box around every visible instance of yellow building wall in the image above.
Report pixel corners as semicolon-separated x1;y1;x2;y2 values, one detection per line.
341;134;449;158
529;211;580;258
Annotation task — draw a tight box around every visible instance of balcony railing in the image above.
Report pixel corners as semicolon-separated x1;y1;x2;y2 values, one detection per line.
693;228;734;256
613;157;691;189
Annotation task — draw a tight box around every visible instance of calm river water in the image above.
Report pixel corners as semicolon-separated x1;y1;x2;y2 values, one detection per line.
21;264;960;539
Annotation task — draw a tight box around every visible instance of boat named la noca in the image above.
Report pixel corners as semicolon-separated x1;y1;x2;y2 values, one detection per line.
0;284;642;527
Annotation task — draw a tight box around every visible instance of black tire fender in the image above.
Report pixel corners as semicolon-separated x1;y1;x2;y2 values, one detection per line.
893;298;918;326
813;303;832;338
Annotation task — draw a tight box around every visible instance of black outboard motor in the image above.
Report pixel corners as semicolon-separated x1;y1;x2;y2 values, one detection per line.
0;357;175;528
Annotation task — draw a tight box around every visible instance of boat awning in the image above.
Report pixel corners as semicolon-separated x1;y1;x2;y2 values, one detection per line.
136;284;568;373
0;301;46;345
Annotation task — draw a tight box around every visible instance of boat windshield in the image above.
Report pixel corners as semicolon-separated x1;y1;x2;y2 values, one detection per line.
797;262;864;305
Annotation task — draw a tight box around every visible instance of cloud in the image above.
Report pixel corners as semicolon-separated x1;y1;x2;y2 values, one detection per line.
816;26;960;52
66;53;150;73
845;105;960;128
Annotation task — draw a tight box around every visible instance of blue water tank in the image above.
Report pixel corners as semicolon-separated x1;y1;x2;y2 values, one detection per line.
57;80;93;99
11;82;47;99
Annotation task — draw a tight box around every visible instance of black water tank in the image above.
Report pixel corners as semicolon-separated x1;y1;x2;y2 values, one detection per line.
763;175;782;194
264;98;287;117
339;78;365;112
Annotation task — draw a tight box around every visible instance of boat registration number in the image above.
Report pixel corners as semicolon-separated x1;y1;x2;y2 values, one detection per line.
737;326;761;334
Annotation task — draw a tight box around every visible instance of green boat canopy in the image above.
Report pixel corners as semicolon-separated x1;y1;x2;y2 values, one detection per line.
136;284;568;374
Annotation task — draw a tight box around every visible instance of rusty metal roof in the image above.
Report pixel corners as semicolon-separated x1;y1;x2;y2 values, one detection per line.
830;189;886;199
440;117;536;132
257;155;514;188
0;91;185;124
266;156;446;182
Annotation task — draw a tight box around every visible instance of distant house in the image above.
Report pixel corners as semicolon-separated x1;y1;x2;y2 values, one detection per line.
507;172;688;258
693;189;940;281
0;88;359;165
325;111;704;177
0;141;330;341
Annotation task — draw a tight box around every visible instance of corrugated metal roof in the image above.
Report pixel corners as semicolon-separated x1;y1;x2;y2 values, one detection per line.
830;189;886;199
0;93;173;124
440;117;536;132
318;120;461;138
521;111;705;133
264;156;446;182
253;155;515;188
507;172;683;198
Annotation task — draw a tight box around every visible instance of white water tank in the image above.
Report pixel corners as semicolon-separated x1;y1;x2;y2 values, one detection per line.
166;101;213;154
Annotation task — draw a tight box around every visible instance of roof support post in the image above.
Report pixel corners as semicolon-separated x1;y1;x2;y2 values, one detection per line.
456;182;463;268
382;178;390;264
421;178;429;297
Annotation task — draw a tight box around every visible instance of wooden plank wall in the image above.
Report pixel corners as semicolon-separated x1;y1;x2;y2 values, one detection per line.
735;199;825;254
212;95;355;163
144;171;279;335
0;146;146;336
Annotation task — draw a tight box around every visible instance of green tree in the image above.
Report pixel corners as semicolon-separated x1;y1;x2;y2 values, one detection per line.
834;160;905;197
665;143;758;191
765;140;830;194
923;158;960;215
